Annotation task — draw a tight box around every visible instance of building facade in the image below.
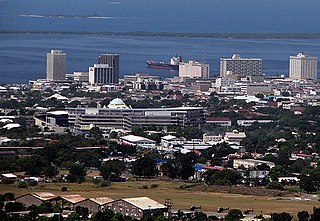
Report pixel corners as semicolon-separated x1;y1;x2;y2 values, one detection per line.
289;52;317;80
89;64;116;85
179;61;210;78
220;54;262;81
68;99;205;132
104;197;167;219
46;50;66;81
98;54;119;83
233;159;275;169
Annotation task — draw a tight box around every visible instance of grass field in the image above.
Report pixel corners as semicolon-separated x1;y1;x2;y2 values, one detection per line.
1;180;319;217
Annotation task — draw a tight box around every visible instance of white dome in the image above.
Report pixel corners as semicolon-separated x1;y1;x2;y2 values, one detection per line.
108;98;129;109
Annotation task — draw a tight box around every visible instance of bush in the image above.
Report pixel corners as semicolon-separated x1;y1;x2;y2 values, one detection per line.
1;178;15;184
213;179;232;186
266;181;284;191
27;180;38;187
142;185;149;189
99;180;111;187
18;182;27;188
5;202;26;212
93;178;102;186
61;186;68;192
225;209;244;221
151;184;159;189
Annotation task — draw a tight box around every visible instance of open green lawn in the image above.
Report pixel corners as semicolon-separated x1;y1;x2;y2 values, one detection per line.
1;180;319;216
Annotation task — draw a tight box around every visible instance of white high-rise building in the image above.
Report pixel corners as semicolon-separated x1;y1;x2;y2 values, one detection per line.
46;50;66;81
289;52;317;80
220;54;262;81
89;64;115;85
179;61;210;78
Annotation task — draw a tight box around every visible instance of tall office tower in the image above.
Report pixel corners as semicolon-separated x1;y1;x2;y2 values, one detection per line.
289;52;317;80
179;61;210;78
220;54;262;81
98;54;119;83
46;50;66;81
89;64;116;85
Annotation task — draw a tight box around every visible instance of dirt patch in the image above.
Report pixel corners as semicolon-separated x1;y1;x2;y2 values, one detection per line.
193;184;291;197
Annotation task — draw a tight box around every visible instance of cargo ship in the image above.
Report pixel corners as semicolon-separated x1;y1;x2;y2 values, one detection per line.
146;55;182;70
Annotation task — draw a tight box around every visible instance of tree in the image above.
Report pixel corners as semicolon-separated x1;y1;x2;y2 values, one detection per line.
310;207;320;221
93;209;115;221
131;126;147;137
16;155;48;176
90;127;103;140
193;211;207;221
269;165;284;182
3;192;15;201
271;212;292;221
161;153;197;180
100;160;125;180
5;202;26;212
297;210;309;221
132;157;157;177
36;202;54;214
300;168;320;193
67;164;86;183
112;212;125;221
75;206;89;219
266;181;285;191
225;209;243;221
209;169;242;186
42;165;58;178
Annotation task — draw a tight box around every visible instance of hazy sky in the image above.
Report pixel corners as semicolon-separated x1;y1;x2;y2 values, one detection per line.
1;0;320;32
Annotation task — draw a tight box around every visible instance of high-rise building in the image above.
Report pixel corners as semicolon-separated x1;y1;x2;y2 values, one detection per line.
99;54;119;83
179;61;210;78
46;50;66;81
89;64;116;85
220;54;262;81
289;52;317;80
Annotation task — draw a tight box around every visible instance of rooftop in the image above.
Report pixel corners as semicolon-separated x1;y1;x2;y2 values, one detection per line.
122;197;166;210
121;135;156;143
90;197;114;205
60;195;86;204
33;192;57;201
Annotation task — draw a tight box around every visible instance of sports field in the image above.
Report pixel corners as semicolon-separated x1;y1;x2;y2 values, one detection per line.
1;180;318;216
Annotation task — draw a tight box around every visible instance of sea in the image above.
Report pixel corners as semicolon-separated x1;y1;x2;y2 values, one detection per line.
1;0;320;84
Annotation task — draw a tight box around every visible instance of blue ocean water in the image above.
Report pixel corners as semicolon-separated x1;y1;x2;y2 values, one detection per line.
1;0;320;33
1;34;320;83
1;0;320;83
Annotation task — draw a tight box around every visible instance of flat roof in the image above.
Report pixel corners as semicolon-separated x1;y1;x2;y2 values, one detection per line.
47;110;68;115
121;135;156;143
122;197;166;210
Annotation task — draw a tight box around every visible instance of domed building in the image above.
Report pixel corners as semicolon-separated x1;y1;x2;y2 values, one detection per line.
107;98;129;109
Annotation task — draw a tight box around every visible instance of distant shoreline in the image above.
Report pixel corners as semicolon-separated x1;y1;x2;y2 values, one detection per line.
1;30;320;39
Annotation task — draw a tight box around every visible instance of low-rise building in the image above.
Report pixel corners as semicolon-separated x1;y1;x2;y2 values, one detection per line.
206;117;232;127
161;135;185;147
224;130;246;144
237;120;273;127
76;197;114;213
68;99;205;132
105;197;167;219
59;195;87;210
120;135;156;148
233;159;275;169
16;192;57;207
